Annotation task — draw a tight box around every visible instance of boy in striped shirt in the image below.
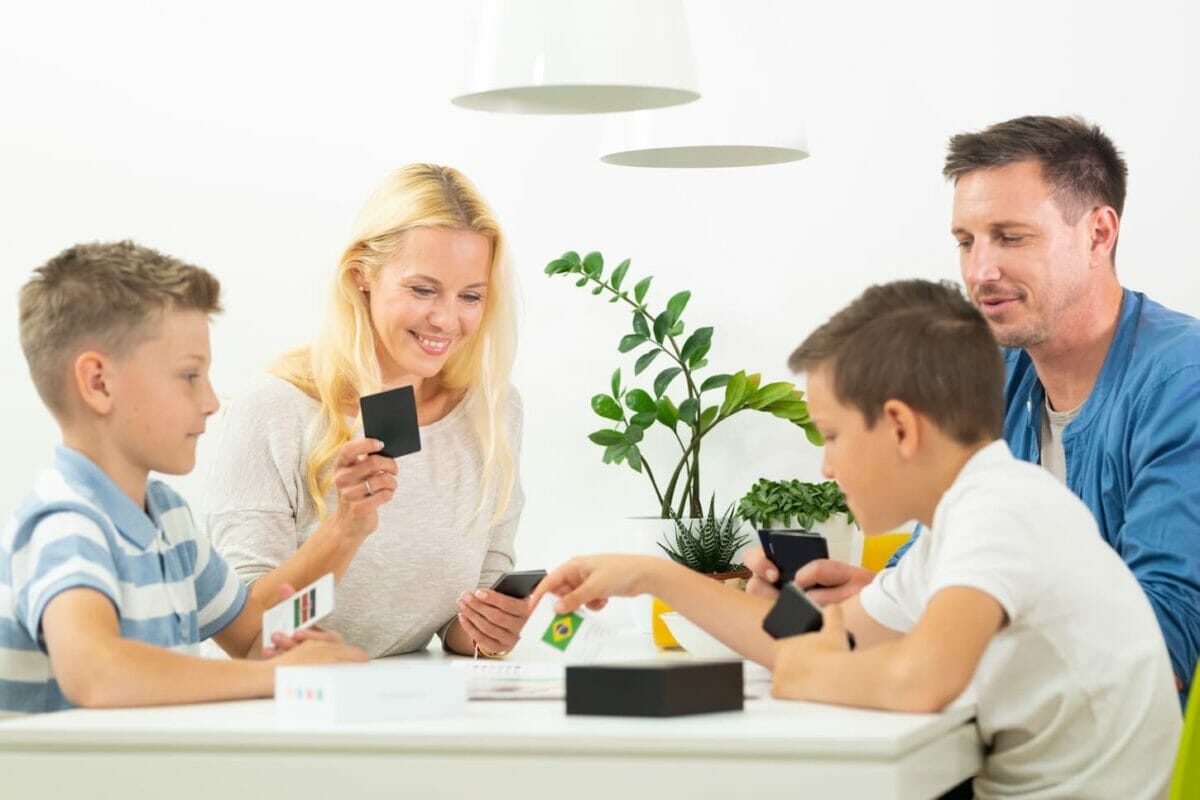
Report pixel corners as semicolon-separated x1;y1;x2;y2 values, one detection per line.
1;241;366;714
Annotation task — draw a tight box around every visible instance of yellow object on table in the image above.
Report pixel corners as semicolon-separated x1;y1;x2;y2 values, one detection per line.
651;596;681;649
861;531;912;573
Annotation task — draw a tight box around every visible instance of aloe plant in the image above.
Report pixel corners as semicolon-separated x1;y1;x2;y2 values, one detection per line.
659;498;750;574
545;250;822;519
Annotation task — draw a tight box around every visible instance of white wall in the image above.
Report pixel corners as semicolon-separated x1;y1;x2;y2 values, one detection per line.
3;0;1198;569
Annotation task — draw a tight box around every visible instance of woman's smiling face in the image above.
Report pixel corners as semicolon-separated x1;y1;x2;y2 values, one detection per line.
359;226;492;381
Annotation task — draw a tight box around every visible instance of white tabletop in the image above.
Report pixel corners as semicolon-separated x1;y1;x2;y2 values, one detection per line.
0;691;975;760
0;635;983;800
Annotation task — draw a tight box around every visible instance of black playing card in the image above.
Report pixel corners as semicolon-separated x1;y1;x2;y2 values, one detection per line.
359;385;421;458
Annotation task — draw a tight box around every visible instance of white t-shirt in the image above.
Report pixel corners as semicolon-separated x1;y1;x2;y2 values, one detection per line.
860;441;1180;800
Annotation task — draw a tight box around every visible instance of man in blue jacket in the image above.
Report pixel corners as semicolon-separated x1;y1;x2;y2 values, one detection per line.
748;115;1200;698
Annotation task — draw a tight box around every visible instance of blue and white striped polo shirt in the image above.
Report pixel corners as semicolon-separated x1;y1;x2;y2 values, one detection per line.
0;446;247;713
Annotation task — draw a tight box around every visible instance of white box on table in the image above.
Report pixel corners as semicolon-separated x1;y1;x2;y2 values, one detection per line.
275;662;467;724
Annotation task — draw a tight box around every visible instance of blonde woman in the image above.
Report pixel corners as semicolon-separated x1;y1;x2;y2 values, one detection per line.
206;164;529;658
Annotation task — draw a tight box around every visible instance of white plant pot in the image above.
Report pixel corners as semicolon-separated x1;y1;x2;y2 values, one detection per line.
810;513;858;566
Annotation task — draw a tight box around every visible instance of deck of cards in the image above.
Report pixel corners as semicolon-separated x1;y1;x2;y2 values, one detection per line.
262;573;335;651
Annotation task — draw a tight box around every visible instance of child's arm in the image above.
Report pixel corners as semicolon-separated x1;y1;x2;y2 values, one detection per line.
42;587;366;708
772;586;1004;713
538;554;783;666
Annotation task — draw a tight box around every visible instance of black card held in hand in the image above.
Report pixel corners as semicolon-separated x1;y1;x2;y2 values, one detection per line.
359;386;421;458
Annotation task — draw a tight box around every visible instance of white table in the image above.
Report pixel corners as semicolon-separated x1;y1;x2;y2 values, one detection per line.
0;656;981;800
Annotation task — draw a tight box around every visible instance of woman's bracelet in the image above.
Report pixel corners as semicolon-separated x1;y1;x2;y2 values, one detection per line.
475;644;510;659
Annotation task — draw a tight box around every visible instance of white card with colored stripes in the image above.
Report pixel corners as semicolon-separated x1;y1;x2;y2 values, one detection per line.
262;573;335;649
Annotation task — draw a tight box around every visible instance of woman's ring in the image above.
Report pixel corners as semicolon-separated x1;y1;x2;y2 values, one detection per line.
364;478;374;496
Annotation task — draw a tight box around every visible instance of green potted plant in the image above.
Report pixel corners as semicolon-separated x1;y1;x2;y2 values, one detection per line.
546;249;821;646
544;250;822;521
737;478;859;564
659;497;752;579
653;497;752;650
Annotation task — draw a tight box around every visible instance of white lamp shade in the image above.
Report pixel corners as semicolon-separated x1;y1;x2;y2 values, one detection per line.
600;97;809;168
452;0;699;114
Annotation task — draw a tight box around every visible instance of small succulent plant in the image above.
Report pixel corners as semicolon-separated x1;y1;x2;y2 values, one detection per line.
659;497;750;574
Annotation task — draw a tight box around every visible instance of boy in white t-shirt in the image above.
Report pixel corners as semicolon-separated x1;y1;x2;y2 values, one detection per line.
536;280;1181;799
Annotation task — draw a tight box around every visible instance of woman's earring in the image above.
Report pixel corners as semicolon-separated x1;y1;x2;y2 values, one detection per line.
358;286;368;294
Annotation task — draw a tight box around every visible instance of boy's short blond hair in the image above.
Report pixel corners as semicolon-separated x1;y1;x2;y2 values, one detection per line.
19;240;222;416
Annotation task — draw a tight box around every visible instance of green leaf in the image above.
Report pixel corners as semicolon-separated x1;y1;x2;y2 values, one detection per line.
591;285;604;295
746;381;796;410
590;394;623;421
610;258;631;291
611;368;621;399
626;445;644;473
720;371;749;416
700;373;732;392
544;258;571;275
669;321;685;338
600;443;628;462
562;251;581;266
666;290;691;325
624;389;657;413
652;311;671;344
575;276;588;287
632;312;650;339
680;327;713;365
624;425;644;444
634;348;662;375
633;276;653;305
609;295;621;303
588;429;625;446
678;397;699;425
700;405;719;431
767;400;809;419
653;367;682;397
656;396;680;428
582;251;604;277
803;422;825;446
618;334;647;353
630;411;658;428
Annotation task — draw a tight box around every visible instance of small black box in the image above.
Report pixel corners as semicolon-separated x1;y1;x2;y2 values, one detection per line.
565;661;743;717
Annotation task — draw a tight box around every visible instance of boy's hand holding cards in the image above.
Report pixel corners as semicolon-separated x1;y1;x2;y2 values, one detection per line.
360;385;421;459
263;573;336;653
757;529;829;588
762;583;856;649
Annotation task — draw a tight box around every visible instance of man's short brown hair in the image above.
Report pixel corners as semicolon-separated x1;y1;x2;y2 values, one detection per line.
18;240;222;416
789;280;1004;445
943;114;1128;223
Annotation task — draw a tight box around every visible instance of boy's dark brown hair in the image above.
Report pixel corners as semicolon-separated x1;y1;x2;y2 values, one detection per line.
943;114;1128;225
789;280;1004;445
19;240;221;417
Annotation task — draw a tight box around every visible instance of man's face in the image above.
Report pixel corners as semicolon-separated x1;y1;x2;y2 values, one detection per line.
951;160;1095;349
805;368;913;537
109;309;219;476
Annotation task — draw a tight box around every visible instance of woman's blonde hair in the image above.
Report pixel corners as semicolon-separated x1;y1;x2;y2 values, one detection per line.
272;164;518;522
